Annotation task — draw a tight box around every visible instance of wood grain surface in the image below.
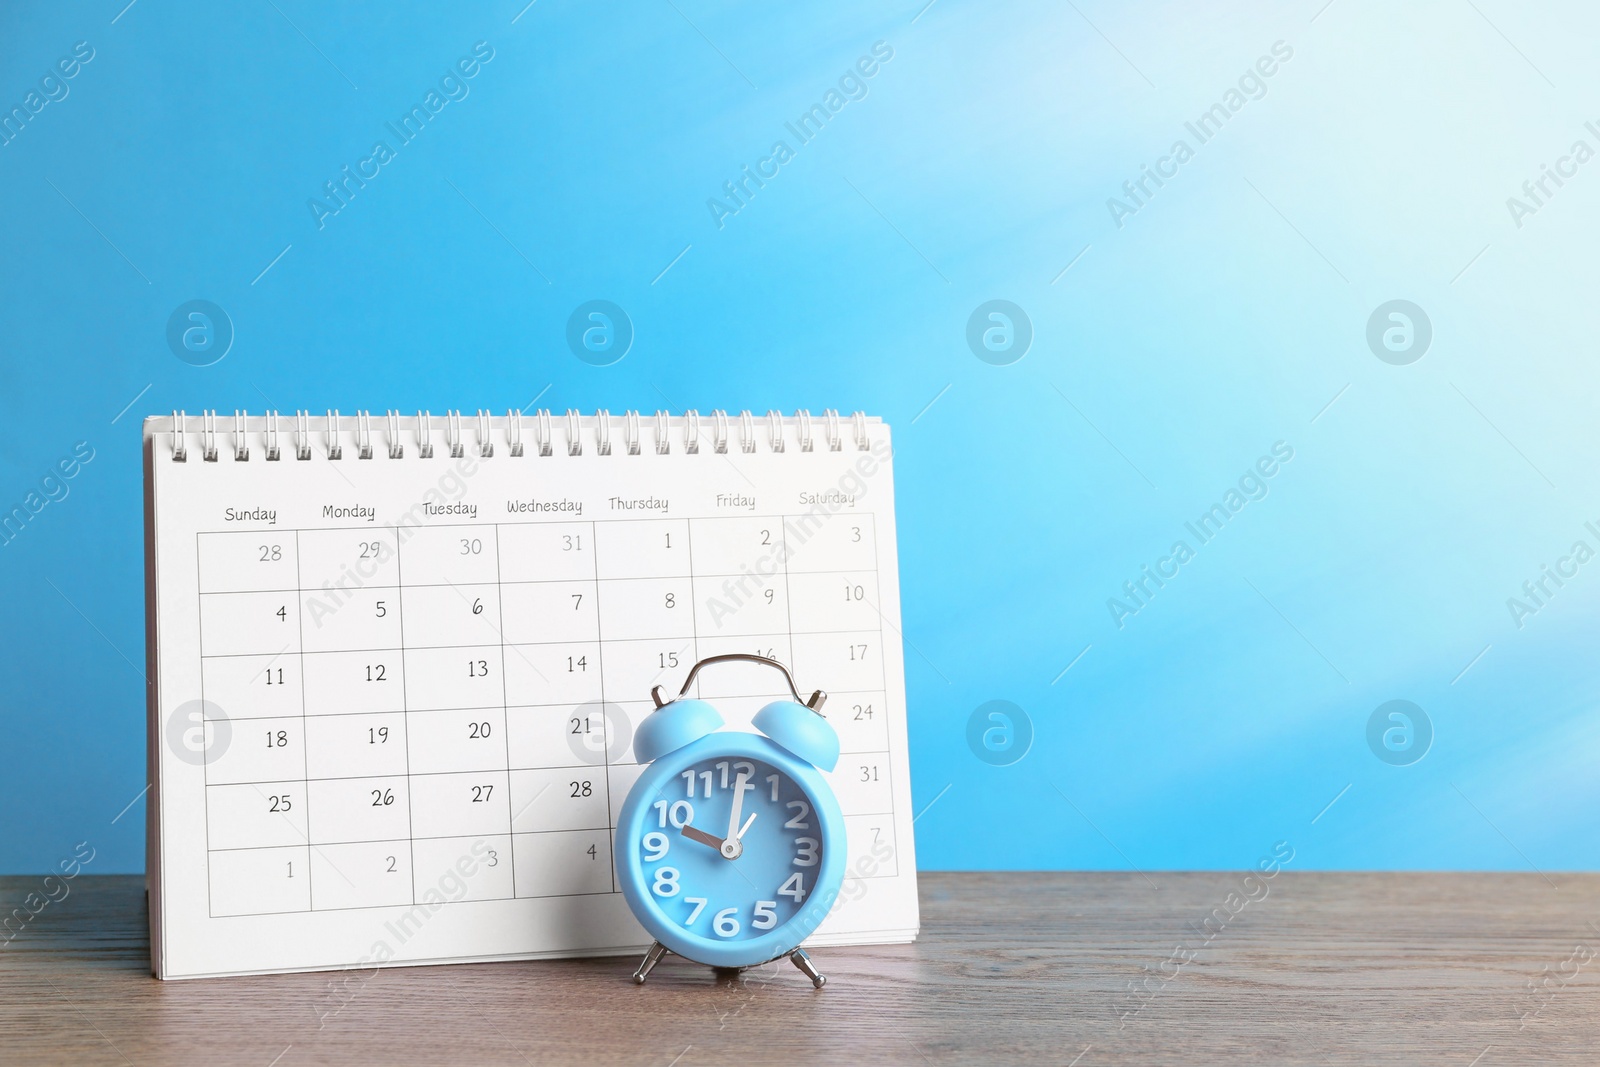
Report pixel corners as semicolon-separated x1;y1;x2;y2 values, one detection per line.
3;872;1598;1065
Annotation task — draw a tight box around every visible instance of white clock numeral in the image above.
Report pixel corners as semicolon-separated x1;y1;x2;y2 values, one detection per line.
681;769;714;798
793;837;818;867
766;774;780;802
713;762;758;790
683;897;707;924
713;907;741;938
654;800;694;828
784;800;811;830
652;867;680;897
752;900;778;930
641;832;669;862
778;872;806;903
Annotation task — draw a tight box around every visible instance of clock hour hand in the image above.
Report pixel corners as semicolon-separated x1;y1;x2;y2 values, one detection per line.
679;824;725;852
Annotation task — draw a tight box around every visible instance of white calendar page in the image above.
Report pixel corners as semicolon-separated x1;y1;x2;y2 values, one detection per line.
144;412;918;979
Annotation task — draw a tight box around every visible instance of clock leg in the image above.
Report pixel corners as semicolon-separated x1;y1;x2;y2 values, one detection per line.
789;949;826;989
632;941;669;985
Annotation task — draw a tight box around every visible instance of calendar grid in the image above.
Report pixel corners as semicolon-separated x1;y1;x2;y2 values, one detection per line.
194;513;900;918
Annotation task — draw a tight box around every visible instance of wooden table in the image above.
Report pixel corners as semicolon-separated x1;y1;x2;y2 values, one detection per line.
3;872;1597;1064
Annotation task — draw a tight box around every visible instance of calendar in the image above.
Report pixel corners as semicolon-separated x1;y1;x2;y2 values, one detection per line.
143;410;918;979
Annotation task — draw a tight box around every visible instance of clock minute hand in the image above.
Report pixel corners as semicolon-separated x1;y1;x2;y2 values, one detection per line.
721;773;754;860
679;824;725;853
725;773;752;843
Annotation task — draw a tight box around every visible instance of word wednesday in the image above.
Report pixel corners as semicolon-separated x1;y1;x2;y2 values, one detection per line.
1107;41;1294;229
1108;441;1295;629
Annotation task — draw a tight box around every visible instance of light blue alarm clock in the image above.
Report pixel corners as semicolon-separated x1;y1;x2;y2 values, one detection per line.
616;654;846;988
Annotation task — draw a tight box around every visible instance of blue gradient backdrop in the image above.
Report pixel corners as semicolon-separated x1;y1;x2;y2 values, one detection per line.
2;0;1596;874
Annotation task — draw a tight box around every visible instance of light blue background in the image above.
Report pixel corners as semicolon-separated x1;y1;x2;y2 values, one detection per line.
3;0;1596;874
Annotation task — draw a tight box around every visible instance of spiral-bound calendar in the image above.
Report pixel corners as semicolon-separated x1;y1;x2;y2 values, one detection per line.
144;409;918;979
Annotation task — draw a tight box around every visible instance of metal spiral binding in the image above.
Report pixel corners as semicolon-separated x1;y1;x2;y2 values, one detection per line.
169;409;875;461
447;411;464;458
654;410;670;455
711;410;729;454
387;411;403;459
201;410;219;462
233;409;250;461
534;410;552;457
416;411;433;459
565;409;582;456
624;411;641;456
476;410;494;458
507;409;524;457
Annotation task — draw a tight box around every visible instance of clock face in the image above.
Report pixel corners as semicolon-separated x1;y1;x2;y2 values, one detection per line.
631;755;823;946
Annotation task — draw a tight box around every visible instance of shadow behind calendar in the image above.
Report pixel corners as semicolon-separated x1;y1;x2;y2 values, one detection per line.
142;410;918;979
